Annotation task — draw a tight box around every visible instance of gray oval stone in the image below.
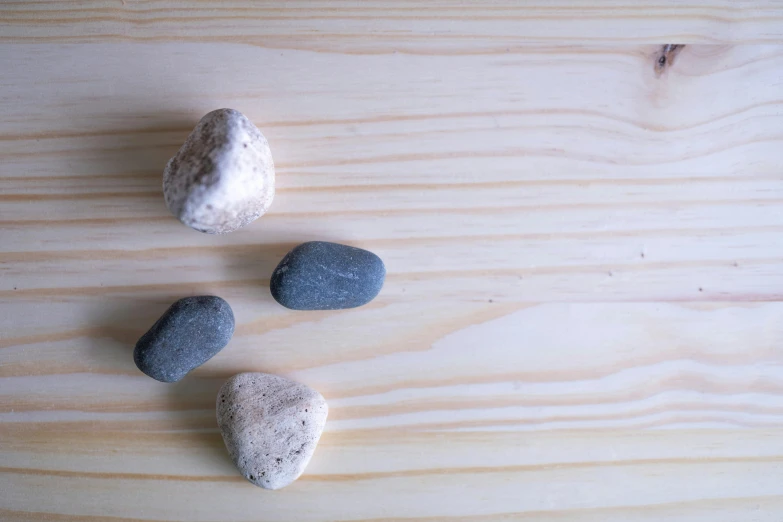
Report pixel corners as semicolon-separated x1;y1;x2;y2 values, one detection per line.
270;241;385;310
217;372;328;490
133;296;235;383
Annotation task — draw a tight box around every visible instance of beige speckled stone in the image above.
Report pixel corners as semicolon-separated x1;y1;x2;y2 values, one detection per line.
216;373;328;490
163;108;275;234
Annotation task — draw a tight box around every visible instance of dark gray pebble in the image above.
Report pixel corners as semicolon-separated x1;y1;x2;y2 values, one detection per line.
270;241;385;310
133;296;235;383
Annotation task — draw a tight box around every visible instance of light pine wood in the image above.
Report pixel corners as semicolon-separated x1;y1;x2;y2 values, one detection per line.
3;2;783;521
2;1;783;46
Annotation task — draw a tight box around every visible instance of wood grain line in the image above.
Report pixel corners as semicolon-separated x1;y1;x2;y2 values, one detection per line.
0;192;161;201
0;33;750;49
3;495;782;522
6;256;783;297
4;225;783;260
4;197;783;222
3;456;782;483
7;173;783;188
346;495;783;522
0;510;164;522
2;100;783;140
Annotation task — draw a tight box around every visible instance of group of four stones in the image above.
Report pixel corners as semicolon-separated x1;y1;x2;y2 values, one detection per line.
133;109;385;490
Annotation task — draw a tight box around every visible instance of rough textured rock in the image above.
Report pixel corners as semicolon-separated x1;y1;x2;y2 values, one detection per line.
217;373;328;490
133;296;235;383
163;108;275;234
270;241;385;310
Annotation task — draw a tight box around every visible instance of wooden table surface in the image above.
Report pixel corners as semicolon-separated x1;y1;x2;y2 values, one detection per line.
3;2;783;521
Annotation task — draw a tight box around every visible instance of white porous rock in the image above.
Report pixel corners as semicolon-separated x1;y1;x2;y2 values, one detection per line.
216;372;328;490
163;108;275;234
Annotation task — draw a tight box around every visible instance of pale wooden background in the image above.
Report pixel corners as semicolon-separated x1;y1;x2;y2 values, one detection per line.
3;2;783;521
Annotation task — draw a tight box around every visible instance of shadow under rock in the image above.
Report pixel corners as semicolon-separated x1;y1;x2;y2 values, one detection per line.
165;374;227;412
86;289;256;375
86;296;179;371
77;109;273;476
165;375;238;473
89;297;239;472
95;111;195;217
219;241;299;290
70;109;196;181
27;109;199;230
219;233;363;297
